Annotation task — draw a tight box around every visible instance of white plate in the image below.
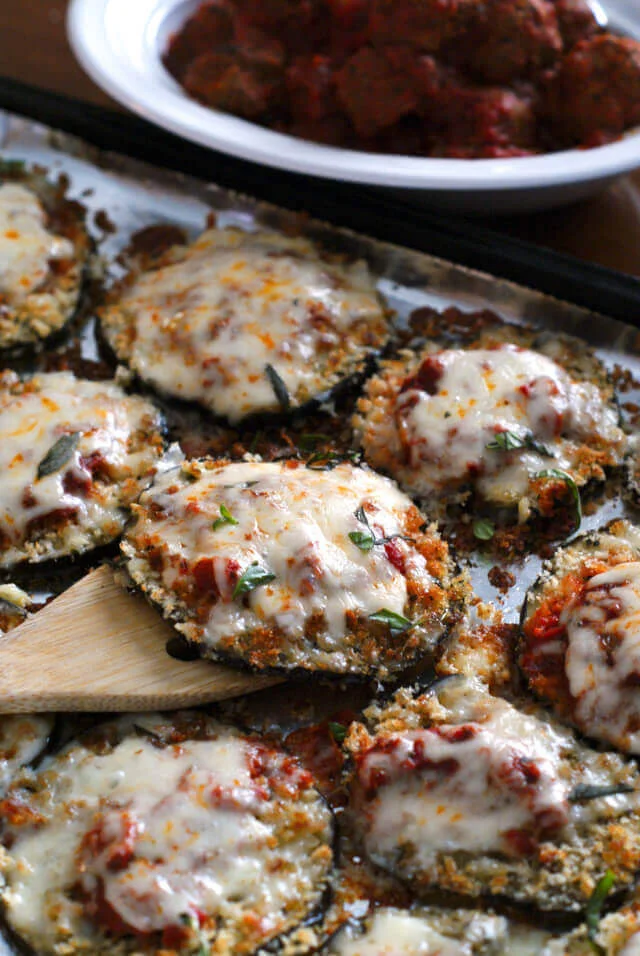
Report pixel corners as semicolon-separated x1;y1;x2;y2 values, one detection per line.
67;0;640;213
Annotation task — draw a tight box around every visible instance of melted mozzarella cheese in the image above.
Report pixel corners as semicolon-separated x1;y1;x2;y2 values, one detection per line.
128;461;436;664
393;346;622;501
360;703;570;868
564;561;640;752
0;715;52;794
327;908;512;955
621;933;640;956
0;184;74;306
2;718;331;952
0;371;162;565
108;229;384;422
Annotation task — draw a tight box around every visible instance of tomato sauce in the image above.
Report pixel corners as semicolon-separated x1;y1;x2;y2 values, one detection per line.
164;0;640;158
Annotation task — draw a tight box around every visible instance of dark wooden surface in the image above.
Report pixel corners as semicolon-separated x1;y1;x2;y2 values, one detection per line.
3;0;640;278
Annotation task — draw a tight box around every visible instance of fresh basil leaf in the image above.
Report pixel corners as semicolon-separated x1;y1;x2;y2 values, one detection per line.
369;608;424;635
36;432;80;480
536;468;582;532
486;430;552;457
473;518;495;541
232;562;276;599
265;364;290;410
586;870;616;946
328;721;347;743
213;503;239;531
349;530;375;551
569;783;634;803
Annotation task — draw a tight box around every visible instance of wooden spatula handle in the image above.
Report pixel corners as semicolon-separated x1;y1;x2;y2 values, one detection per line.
0;565;280;713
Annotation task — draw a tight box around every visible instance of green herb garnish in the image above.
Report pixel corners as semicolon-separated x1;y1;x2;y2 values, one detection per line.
585;870;616;950
473;518;495;541
569;783;634;803
487;430;552;457
213;504;239;531
306;449;360;471
298;433;331;451
179;914;209;956
348;505;412;552
328;721;347;743
265;364;290;411
36;432;80;480
232;562;276;599
369;608;424;635
536;468;582;532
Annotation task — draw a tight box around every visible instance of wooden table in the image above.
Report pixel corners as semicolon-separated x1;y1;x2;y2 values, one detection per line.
3;0;640;279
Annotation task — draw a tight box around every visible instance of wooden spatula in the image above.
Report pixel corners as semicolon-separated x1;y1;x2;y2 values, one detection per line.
0;565;281;713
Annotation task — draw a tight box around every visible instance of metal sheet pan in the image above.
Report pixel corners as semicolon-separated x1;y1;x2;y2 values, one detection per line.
0;110;639;954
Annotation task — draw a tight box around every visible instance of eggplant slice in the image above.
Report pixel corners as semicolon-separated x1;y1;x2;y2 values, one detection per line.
0;714;53;796
520;519;640;755
0;712;334;956
0;168;89;350
345;677;640;912
0;370;165;567
100;227;389;424
353;324;626;521
121;458;466;678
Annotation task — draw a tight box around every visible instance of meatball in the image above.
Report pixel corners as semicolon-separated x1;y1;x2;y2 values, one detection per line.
543;34;640;146
553;0;602;49
429;85;537;157
164;1;234;80
462;0;563;84
368;0;468;53
180;48;285;119
335;47;421;136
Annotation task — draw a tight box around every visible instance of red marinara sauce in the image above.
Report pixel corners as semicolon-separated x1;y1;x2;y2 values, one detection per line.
163;0;640;158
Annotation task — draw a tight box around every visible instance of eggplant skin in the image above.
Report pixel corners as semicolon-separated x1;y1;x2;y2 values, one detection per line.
344;677;640;913
0;713;335;956
121;457;467;680
519;519;640;754
0;165;90;351
99;227;390;425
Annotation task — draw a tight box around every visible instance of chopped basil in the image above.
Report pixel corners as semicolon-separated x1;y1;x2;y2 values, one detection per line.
179;914;209;956
535;468;582;532
473;518;495;541
569;783;634;803
487;430;552;457
369;608;424;635
265;363;291;411
213;504;239;531
306;449;360;471
298;433;331;451
328;721;347;743
232;562;276;599
36;432;80;480
585;870;616;949
349;504;412;552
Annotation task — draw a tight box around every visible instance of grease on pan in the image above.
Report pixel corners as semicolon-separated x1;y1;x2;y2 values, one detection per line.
100;227;389;424
346;677;640;911
520;519;640;754
0;713;334;955
121;458;465;678
0;370;165;567
0;167;89;351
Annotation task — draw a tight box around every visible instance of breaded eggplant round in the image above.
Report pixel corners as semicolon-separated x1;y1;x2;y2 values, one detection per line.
0;370;165;567
354;331;626;520
100;227;388;423
0;713;334;956
520;519;640;754
346;677;640;911
0;170;89;349
121;459;464;678
0;714;53;795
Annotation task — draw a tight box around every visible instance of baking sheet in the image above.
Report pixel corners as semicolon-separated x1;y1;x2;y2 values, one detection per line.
0;109;639;954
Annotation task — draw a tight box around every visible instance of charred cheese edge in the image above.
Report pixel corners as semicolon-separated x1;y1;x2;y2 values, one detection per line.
354;337;626;517
521;520;640;754
0;175;89;350
346;678;640;911
0;370;165;566
0;713;334;956
100;227;388;423
121;458;463;677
